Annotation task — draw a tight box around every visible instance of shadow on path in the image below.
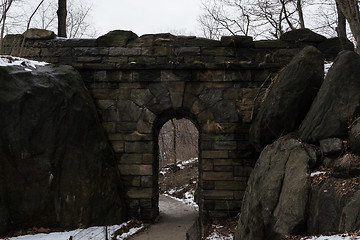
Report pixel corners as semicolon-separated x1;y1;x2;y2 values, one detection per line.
129;194;198;240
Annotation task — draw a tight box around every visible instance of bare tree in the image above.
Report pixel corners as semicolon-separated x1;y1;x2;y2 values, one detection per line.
57;0;66;37
199;0;309;39
335;0;360;52
336;1;347;38
158;119;198;168
0;0;14;51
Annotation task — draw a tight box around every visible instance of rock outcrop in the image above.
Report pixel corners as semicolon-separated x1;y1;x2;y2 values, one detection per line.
235;138;314;240
299;50;360;143
0;62;126;234
239;49;360;240
249;46;324;151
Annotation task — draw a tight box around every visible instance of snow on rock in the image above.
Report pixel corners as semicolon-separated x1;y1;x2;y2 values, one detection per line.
0;55;48;71
324;61;333;78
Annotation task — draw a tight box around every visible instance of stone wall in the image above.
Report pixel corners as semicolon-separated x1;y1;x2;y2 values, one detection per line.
2;28;351;221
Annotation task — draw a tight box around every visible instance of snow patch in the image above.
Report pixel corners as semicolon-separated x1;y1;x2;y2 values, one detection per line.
324;61;333;78
3;220;144;240
205;224;233;240
0;55;48;71
302;234;360;240
310;171;326;177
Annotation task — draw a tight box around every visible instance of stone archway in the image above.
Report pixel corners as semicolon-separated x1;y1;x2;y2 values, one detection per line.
152;109;202;218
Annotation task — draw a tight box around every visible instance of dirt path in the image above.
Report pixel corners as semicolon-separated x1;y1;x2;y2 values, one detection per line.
129;195;198;240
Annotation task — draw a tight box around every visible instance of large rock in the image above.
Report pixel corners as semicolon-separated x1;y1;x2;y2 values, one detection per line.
97;30;138;47
280;28;326;44
299;50;360;143
349;117;360;155
235;138;314;240
0;63;126;234
249;46;324;151
308;177;360;234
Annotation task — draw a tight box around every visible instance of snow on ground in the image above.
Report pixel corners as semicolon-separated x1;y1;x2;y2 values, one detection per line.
176;157;198;170
302;234;360;240
0;55;48;71
2;220;144;240
163;188;199;210
310;171;327;177
205;224;233;240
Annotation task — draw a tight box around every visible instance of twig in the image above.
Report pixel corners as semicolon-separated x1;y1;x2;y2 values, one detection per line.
250;72;272;121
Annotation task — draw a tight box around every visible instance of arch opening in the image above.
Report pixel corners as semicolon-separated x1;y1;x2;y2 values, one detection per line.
158;118;199;208
152;109;202;221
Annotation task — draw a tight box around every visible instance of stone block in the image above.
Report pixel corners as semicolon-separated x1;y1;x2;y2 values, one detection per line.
193;70;224;82
102;122;116;133
214;200;242;210
214;181;246;190
203;190;233;200
234;191;245;200
131;89;153;107
111;141;124;153
96;100;116;109
202;172;233;181
191;99;206;115
214;166;233;172
203;180;215;190
161;70;191;82
116;122;137;132
125;141;153;153
97;30;138;47
320;138;344;156
253;40;289;49
107;133;124;141
77;56;102;63
214;141;237;150
109;47;141;56
202;151;228;159
213;159;242;166
90;89;109;99
140;199;153;208
142;154;153;164
127;199;140;208
141;46;172;56
109;89;131;100
120;164;153;175
234;166;253;177
120;154;143;164
202;47;234;56
197;109;214;124
137;120;152;134
203;200;215;210
126;187;153;199
122;176;141;187
202;159;213;171
141;176;153;187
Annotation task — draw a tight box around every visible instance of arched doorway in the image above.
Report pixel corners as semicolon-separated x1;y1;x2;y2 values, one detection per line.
152;110;201;218
158;118;199;208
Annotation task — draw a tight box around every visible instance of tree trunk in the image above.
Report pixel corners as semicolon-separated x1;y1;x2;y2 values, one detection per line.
336;1;347;38
336;0;360;53
171;119;177;166
57;0;67;38
297;0;305;28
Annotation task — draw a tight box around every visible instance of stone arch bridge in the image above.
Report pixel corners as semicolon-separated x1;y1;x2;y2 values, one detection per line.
3;28;349;221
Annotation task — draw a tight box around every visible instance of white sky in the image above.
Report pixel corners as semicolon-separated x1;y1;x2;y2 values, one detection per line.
87;0;203;37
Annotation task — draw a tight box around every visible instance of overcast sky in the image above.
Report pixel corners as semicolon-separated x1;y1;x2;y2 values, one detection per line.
87;0;203;37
